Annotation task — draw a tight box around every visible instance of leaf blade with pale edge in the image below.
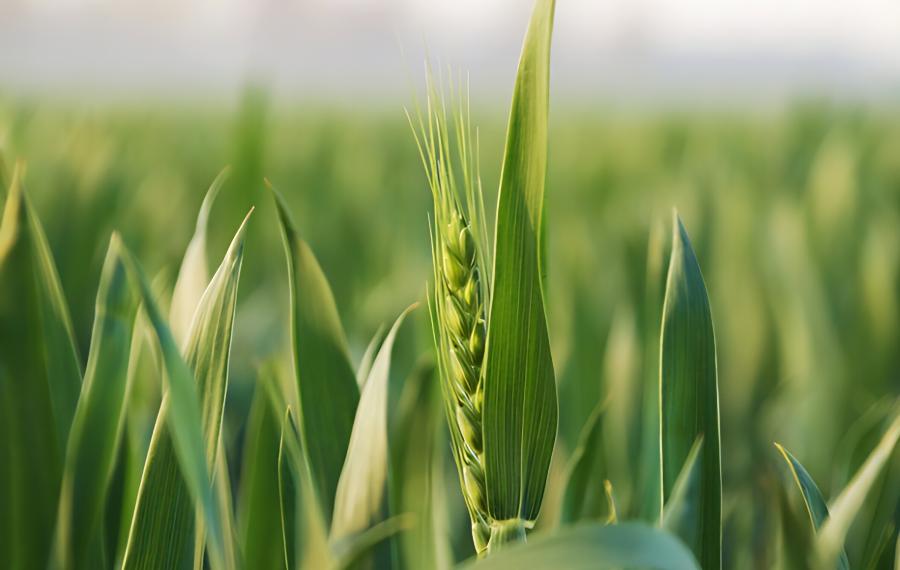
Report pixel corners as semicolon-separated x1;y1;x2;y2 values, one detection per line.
52;234;139;569
270;183;360;527
169;167;229;345
659;214;722;569
0;166;83;569
121;211;251;570
774;443;849;570
331;304;416;539
816;410;900;567
482;0;558;523
459;522;699;570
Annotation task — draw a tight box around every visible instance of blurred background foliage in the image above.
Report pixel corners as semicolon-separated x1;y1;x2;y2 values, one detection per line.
2;90;899;567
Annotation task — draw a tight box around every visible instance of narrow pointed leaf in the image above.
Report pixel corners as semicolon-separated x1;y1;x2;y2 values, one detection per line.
482;0;558;524
271;184;360;526
0;166;82;569
459;522;699;570
331;305;415;539
170;168;229;345
817;411;900;567
357;325;385;389
122;211;251;570
559;400;608;524
774;443;848;570
52;235;139;569
659;214;722;570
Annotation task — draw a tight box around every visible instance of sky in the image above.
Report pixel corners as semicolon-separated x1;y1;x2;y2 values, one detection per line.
1;0;899;105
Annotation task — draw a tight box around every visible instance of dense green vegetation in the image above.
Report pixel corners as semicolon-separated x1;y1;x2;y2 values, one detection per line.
1;2;899;566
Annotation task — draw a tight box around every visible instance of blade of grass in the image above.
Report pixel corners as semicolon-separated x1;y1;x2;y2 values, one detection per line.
774;442;849;569
481;0;558;533
238;369;288;570
270;183;360;527
559;400;609;524
331;304;416;540
122;210;251;570
0;164;83;569
816;410;900;567
659;213;722;569
170;168;229;345
52;234;139;569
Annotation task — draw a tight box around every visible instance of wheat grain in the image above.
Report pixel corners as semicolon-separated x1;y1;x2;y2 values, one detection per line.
410;73;493;555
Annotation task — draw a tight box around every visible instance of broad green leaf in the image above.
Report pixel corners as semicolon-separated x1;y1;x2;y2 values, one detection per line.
559;400;609;524
331;304;416;539
659;213;722;570
122;210;251;570
459;522;700;570
271;183;360;527
170;168;229;345
663;437;704;551
774;442;849;570
0;166;83;569
482;0;558;524
238;371;288;570
52;234;139;569
817;410;900;567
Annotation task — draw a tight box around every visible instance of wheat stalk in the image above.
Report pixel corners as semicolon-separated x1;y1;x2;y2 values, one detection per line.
409;71;493;555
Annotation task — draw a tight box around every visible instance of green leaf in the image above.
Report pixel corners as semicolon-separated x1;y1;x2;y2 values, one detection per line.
277;410;301;570
52;234;139;569
659;213;722;570
331;304;416;540
391;358;451;570
776;477;814;570
122;210;251;570
774;442;848;570
332;514;415;570
663;437;704;551
817;410;900;568
238;369;288;570
0;165;83;569
170;168;229;345
356;325;385;389
271;183;360;527
482;0;558;524
559;400;609;524
458;522;700;569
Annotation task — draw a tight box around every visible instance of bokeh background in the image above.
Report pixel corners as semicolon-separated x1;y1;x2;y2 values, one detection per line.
2;1;900;567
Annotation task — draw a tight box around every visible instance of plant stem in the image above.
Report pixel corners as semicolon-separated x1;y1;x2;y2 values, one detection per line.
486;519;527;554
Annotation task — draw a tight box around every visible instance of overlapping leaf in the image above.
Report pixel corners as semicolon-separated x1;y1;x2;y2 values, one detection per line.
52;235;139;569
331;304;415;539
122;210;250;570
271;184;360;527
481;0;558;525
0;166;83;569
